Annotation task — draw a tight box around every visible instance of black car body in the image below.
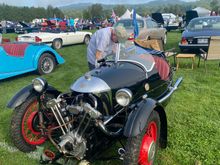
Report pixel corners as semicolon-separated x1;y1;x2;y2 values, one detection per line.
15;22;40;34
7;41;182;164
179;16;220;52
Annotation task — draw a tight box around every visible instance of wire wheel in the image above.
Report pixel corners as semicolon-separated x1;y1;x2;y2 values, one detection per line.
38;53;55;75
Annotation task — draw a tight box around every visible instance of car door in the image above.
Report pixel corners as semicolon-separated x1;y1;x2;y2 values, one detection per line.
65;31;83;45
146;19;164;39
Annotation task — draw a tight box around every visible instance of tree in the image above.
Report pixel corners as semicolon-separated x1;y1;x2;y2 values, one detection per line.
89;4;103;18
210;0;220;14
113;5;126;17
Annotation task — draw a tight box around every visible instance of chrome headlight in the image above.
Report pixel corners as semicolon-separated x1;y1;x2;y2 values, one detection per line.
116;89;132;107
32;78;47;93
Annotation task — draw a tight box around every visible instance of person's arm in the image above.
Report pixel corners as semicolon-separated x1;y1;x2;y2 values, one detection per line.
95;50;103;61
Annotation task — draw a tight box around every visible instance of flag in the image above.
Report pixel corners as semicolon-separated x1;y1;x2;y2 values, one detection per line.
132;9;139;38
111;9;116;18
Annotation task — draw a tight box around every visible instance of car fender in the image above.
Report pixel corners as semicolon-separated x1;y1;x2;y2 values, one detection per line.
123;98;156;137
7;84;61;109
124;98;168;148
33;46;65;69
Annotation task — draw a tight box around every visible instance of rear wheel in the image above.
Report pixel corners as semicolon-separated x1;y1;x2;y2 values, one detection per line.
52;39;62;49
163;34;167;45
37;53;56;75
10;95;46;152
123;110;160;165
84;35;90;45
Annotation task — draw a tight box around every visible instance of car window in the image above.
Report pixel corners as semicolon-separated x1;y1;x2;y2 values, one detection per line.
152;21;158;28
146;20;153;28
115;19;144;29
187;17;220;30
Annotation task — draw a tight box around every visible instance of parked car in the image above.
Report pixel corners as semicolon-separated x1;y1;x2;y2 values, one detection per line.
17;29;92;49
0;42;64;80
0;21;15;33
7;41;182;164
115;18;167;44
179;16;220;52
162;13;180;31
15;21;40;34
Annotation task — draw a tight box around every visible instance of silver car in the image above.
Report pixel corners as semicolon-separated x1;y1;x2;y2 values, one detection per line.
115;18;167;44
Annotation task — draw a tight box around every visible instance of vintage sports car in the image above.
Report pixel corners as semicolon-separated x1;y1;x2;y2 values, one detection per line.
17;29;92;49
0;43;64;80
7;41;182;165
115;18;167;44
15;21;40;34
179;16;220;52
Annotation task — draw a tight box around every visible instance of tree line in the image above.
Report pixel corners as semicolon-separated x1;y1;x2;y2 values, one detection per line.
0;4;64;22
63;0;219;19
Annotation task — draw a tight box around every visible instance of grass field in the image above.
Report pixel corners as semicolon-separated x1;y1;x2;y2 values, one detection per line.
0;32;220;165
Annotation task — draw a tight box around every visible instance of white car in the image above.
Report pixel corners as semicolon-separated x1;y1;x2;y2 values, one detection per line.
17;30;92;49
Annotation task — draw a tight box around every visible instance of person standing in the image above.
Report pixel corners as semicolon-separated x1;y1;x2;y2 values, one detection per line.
87;26;128;70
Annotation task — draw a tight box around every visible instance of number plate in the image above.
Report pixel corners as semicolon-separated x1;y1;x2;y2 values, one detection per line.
197;38;208;44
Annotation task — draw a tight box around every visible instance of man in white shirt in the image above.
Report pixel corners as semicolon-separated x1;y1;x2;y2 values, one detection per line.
87;26;127;70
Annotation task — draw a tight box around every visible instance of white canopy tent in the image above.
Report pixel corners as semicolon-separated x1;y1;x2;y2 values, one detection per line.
120;9;142;19
193;7;211;17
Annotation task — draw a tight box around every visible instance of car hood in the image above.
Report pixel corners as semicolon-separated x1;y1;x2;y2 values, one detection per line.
182;29;220;38
70;63;146;93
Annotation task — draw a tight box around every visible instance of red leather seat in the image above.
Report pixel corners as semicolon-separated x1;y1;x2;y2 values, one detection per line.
0;43;29;57
153;56;170;80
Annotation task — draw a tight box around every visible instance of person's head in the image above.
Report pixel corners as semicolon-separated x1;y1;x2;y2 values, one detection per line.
111;26;129;43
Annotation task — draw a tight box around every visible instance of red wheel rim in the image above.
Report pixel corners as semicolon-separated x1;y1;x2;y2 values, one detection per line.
21;100;46;145
138;121;157;165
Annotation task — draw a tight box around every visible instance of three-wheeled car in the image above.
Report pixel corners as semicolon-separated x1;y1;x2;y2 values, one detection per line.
7;40;182;165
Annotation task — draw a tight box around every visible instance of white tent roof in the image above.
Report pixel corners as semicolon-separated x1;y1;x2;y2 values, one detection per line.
120;9;142;19
193;7;211;17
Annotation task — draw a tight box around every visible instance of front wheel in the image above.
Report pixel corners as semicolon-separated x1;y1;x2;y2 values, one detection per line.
123;110;160;165
37;53;56;75
10;95;46;152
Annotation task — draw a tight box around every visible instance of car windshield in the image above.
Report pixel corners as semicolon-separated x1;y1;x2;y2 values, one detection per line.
106;41;155;73
115;19;144;29
187;17;220;30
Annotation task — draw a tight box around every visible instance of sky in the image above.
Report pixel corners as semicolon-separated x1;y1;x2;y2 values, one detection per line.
0;0;197;7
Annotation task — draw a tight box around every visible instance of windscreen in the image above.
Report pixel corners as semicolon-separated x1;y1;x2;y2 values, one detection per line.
187;17;220;30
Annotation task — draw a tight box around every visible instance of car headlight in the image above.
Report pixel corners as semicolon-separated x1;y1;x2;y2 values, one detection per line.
116;89;132;107
32;78;47;93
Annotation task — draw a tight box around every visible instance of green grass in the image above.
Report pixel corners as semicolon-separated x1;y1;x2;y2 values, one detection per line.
0;31;220;165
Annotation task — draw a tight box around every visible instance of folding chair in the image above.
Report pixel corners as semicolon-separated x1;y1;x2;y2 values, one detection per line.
198;36;220;72
135;39;177;66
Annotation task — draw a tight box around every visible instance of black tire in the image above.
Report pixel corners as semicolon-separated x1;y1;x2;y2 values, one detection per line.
52;39;62;49
84;35;90;45
37;53;56;75
123;110;160;165
10;95;46;152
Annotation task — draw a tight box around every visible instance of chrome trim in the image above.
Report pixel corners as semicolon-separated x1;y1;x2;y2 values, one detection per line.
118;59;155;76
70;75;111;93
179;43;208;47
158;77;183;104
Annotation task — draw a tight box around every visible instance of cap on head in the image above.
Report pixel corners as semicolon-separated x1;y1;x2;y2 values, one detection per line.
114;26;129;43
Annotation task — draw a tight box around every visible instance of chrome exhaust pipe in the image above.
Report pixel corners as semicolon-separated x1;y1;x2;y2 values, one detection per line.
158;77;183;104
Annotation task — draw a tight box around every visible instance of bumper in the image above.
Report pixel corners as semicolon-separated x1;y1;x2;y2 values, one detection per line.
179;43;208;53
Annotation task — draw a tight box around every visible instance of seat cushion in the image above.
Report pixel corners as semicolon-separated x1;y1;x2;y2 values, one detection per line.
0;43;29;57
153;56;170;80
